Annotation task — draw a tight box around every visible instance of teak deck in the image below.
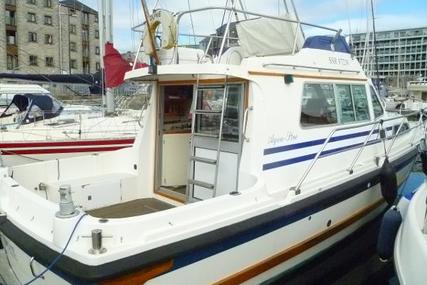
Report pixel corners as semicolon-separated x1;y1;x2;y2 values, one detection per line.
87;198;175;218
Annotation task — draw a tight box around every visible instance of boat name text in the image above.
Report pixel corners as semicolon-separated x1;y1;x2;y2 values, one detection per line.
268;132;298;146
328;57;349;66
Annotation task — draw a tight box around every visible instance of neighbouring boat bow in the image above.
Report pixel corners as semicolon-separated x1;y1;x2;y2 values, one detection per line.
394;179;427;285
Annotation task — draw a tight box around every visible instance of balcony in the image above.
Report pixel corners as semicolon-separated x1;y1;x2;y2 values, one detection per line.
5;0;16;11
5;16;16;31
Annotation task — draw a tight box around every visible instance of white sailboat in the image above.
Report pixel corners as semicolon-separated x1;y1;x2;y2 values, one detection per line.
0;2;425;284
0;0;142;166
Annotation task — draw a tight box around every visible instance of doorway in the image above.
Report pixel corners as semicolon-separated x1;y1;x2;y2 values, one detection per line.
156;83;245;202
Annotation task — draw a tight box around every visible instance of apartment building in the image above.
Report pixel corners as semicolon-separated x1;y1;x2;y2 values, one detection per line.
0;0;100;74
351;27;427;88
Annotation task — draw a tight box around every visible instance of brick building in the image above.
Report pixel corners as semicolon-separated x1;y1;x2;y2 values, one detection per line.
0;0;100;75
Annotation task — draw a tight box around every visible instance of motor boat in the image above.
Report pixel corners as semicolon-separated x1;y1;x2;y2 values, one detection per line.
0;3;425;284
0;84;140;166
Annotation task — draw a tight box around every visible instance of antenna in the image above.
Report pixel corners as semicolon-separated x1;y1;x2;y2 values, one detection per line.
370;0;381;90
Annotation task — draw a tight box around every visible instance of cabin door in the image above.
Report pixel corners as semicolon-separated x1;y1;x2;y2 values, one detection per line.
188;84;244;201
156;85;193;201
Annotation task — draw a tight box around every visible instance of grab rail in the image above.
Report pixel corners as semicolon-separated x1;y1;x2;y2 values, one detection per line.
291;110;425;195
132;7;340;33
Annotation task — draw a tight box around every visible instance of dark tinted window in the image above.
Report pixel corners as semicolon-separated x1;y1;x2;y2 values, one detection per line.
301;83;337;126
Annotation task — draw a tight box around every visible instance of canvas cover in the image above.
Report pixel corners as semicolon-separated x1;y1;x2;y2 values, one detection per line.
302;36;351;54
236;15;304;57
2;93;63;123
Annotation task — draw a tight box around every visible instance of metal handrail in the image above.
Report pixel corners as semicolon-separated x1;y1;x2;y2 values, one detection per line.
291;110;425;195
346;122;380;174
263;63;362;74
132;7;340;33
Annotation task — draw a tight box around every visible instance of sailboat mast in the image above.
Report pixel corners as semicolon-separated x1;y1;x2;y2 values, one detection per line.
370;0;380;90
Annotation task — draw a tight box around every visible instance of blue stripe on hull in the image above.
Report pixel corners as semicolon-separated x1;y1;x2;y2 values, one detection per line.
170;150;417;272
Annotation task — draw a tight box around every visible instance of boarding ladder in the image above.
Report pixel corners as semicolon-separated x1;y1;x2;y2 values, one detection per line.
187;77;229;201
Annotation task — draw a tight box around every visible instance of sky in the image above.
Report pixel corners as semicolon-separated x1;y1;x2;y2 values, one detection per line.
81;0;427;52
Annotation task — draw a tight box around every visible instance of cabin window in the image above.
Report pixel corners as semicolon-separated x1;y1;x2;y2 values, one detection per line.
351;85;370;121
196;84;242;142
301;83;371;126
370;86;384;118
301;83;337;125
335;84;355;123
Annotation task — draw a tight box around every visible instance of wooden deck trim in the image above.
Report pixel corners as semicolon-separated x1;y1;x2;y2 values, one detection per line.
100;260;173;285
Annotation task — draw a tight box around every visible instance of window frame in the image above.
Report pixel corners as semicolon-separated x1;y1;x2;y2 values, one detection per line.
45;56;54;67
45;34;53;45
300;81;372;129
29;55;38;66
28;32;38;42
27;12;37;23
369;85;385;119
44;15;52;25
44;0;52;8
70;59;77;69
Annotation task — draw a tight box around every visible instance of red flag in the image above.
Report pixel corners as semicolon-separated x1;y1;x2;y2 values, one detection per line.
103;42;148;88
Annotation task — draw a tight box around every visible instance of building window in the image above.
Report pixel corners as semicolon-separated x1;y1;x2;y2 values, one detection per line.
45;57;54;67
27;0;36;4
28;32;38;42
27;12;37;23
45;34;53;45
44;15;52;25
29;55;38;66
96;62;101;71
7;55;18;70
69;8;76;16
95;46;100;55
70;42;77;52
95;30;99;39
70;59;77;69
70;24;76;34
44;0;52;7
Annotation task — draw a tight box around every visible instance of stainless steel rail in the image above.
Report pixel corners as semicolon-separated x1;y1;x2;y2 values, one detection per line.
262;63;362;75
132;7;340;33
292;111;425;195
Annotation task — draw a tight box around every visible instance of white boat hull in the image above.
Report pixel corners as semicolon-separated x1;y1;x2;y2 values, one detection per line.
0;152;414;285
394;180;427;285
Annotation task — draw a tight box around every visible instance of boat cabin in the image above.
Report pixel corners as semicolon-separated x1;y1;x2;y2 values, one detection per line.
0;93;63;125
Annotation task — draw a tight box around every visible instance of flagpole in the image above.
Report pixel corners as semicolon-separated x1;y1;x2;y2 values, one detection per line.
99;0;115;114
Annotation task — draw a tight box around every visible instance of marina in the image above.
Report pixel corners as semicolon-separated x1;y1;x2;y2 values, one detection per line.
0;0;427;284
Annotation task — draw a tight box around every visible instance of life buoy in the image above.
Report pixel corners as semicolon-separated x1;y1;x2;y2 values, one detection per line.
143;9;177;56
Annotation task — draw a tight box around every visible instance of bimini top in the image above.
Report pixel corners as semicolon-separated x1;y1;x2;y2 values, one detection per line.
302;35;351;54
1;93;63;124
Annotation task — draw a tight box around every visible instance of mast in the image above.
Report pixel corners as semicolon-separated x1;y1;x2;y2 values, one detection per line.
140;0;160;65
98;0;115;114
370;0;381;90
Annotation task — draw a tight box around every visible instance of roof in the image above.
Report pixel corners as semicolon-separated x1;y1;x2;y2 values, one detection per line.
59;0;98;15
0;84;50;94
